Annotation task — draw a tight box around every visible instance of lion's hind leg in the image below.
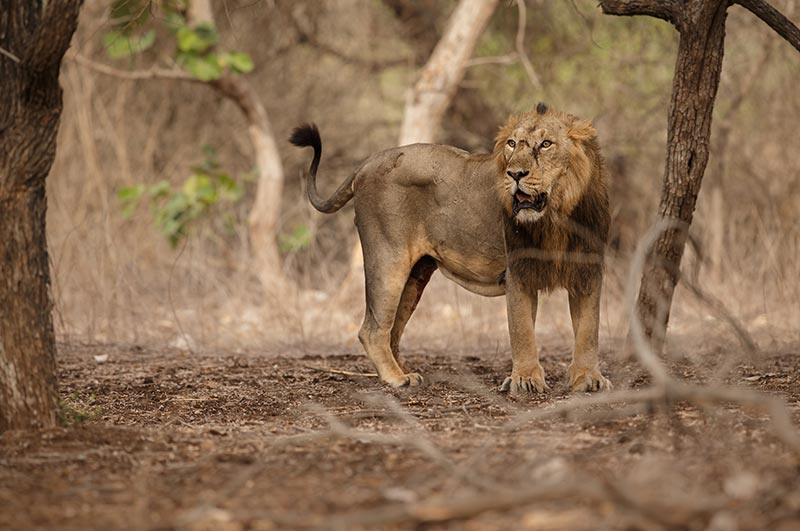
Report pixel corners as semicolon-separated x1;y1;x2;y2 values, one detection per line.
358;249;426;388
390;256;437;369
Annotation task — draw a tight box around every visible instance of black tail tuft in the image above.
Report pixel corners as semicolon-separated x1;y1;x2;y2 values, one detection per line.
536;102;548;115
289;123;321;152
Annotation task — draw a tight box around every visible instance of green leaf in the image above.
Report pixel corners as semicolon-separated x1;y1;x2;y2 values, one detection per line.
193;23;218;46
147;180;171;199
179;53;223;81
164;12;186;32
194;144;220;172
117;185;145;219
183;174;217;204
279;225;313;253
103;30;156;59
155;193;191;247
220;52;254;74
176;23;218;53
216;174;243;202
108;0;151;32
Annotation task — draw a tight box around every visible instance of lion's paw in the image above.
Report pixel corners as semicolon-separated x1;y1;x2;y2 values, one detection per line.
500;367;549;395
568;365;612;393
384;372;425;388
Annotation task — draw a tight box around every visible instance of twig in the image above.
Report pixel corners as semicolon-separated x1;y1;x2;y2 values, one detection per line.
465;0;542;90
514;0;542;89
68;53;195;82
735;0;800;53
328;469;710;529
304;403;454;469
681;275;760;380
0;45;21;63
301;364;378;378
282;5;408;71
625;220;800;456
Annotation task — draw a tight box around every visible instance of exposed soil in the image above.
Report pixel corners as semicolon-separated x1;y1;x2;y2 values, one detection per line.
1;338;799;530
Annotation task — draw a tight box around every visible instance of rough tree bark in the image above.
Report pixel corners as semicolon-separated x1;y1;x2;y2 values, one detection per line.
0;1;83;431
599;0;800;352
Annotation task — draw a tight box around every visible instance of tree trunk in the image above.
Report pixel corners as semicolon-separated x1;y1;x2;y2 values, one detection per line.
634;2;729;351
0;1;83;431
210;77;287;289
350;0;499;272
600;0;800;353
398;0;500;145
188;0;288;291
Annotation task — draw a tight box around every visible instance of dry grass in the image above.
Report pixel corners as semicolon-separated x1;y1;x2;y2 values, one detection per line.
49;0;800;352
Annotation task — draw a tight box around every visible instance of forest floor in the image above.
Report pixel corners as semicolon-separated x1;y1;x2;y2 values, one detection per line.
1;337;800;531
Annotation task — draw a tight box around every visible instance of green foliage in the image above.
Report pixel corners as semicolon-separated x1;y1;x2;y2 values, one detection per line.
219;52;254;74
279;225;313;254
178;53;223;81
103;29;156;58
102;1;254;80
117;147;244;248
177;22;218;53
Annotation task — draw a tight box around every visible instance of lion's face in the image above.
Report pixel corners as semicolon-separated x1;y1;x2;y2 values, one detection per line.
494;105;597;225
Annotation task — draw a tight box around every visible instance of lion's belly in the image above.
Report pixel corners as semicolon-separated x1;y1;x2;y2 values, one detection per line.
437;266;505;297
422;198;506;296
430;246;506;297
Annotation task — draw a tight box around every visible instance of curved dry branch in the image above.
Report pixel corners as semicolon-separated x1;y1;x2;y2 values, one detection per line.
514;0;542;90
735;0;800;52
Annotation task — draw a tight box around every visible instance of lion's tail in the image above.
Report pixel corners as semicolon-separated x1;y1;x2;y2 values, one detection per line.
289;123;356;214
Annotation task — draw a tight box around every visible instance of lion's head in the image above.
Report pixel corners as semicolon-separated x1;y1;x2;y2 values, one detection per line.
494;103;599;225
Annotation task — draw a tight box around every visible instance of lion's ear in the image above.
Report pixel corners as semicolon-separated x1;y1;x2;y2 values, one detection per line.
568;119;596;142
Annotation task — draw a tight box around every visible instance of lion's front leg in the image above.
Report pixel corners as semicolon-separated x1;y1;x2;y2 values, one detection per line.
500;274;549;394
567;280;612;392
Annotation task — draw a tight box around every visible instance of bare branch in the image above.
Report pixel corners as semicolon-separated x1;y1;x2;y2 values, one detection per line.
0;46;21;64
734;0;800;52
466;54;517;67
301;364;378;378
465;1;542;90
68;54;195;83
283;6;408;71
515;0;542;90
598;0;682;27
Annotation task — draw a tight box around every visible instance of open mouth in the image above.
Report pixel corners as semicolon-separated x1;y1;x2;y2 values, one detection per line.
513;190;548;214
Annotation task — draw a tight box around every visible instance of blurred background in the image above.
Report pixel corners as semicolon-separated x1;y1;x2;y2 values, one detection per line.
51;0;800;352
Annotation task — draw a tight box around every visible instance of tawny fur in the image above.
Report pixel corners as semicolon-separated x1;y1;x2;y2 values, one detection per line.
290;105;612;393
493;107;610;295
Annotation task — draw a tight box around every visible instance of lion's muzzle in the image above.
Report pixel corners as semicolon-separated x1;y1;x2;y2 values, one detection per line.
513;190;548;214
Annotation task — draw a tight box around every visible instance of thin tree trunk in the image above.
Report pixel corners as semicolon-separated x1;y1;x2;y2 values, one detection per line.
599;0;800;353
350;0;499;271
0;1;83;431
188;0;288;290
399;0;500;145
210;77;286;287
634;1;729;351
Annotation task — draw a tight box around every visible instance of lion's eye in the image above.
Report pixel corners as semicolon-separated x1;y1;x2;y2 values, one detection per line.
507;139;516;148
540;140;553;149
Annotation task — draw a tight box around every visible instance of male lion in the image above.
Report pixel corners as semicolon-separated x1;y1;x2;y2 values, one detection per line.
290;103;611;393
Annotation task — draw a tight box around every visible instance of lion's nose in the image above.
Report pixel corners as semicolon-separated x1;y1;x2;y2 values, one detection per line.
506;170;529;182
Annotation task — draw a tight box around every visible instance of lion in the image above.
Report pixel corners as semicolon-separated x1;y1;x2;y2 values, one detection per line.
290;103;612;393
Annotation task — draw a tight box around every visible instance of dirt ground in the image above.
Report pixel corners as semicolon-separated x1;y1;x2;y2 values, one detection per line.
1;337;799;531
